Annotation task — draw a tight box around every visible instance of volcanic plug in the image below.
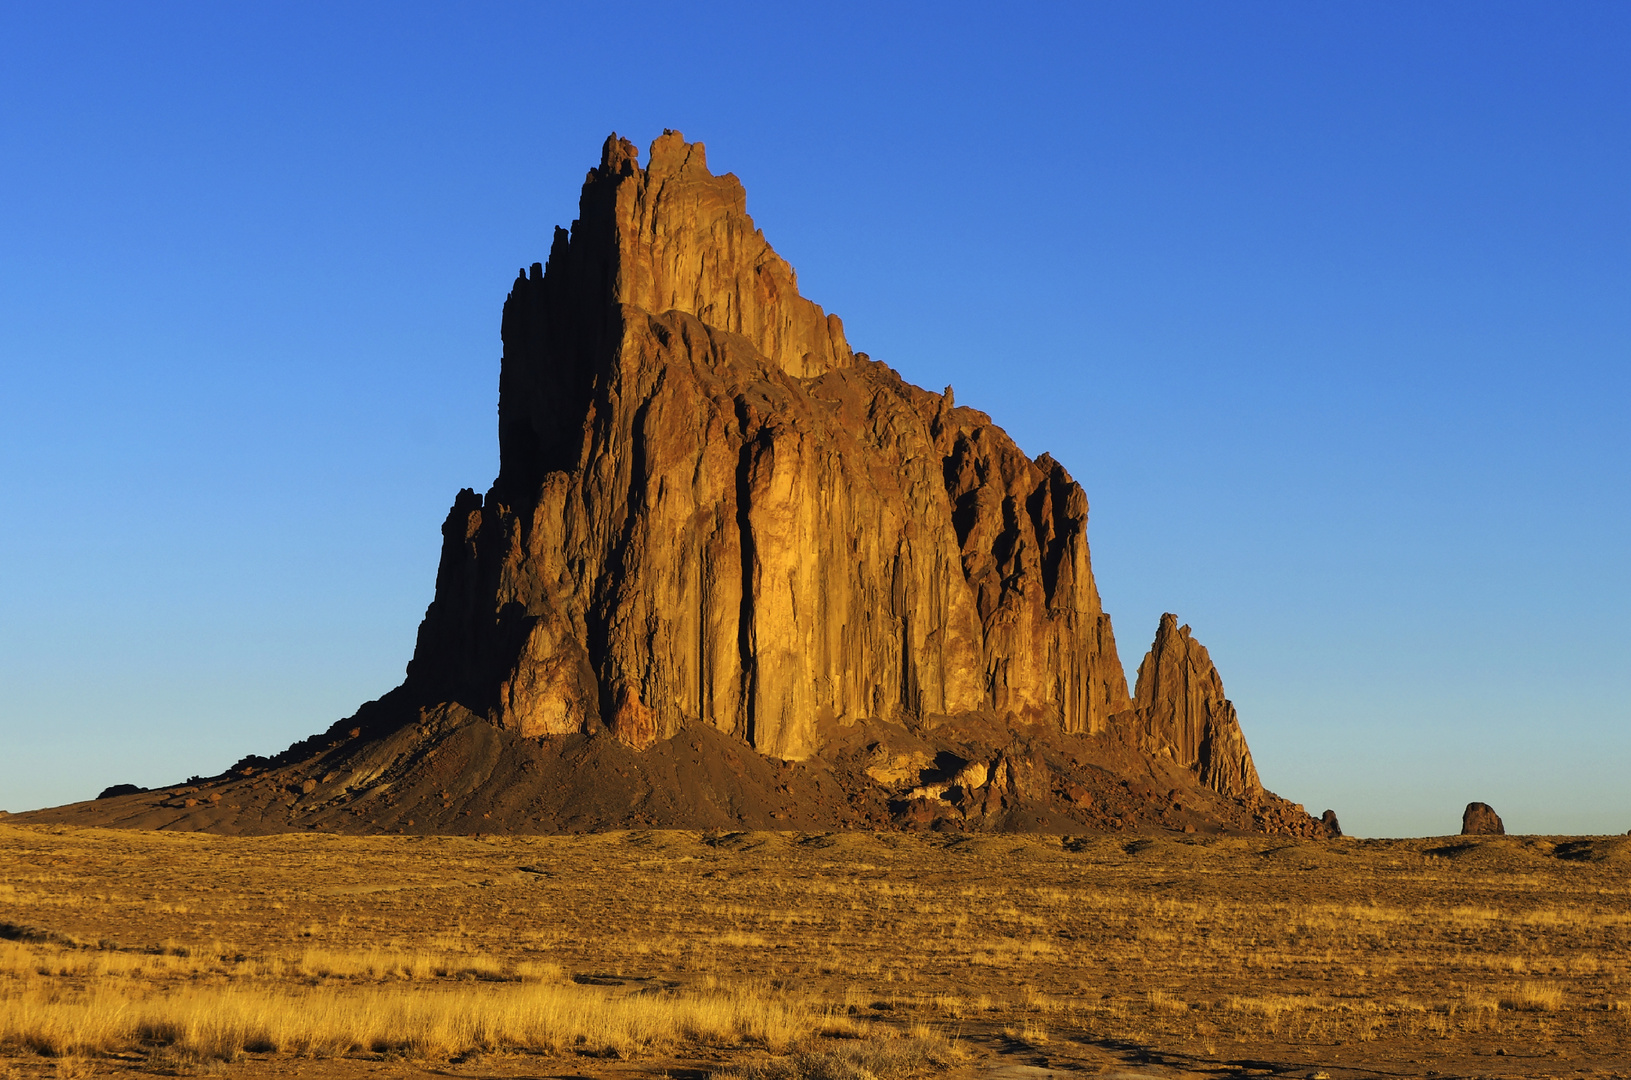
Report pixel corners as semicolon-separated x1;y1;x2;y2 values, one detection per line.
26;132;1333;839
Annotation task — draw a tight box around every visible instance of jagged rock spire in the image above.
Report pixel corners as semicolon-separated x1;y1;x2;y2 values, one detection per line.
1131;614;1263;799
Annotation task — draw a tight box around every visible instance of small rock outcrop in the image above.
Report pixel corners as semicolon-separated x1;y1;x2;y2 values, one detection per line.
19;131;1332;840
1461;802;1505;836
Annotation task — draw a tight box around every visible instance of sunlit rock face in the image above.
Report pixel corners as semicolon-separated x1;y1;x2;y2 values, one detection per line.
1128;614;1263;800
404;130;1135;761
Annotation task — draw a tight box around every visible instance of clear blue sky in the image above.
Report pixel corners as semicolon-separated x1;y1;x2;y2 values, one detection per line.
2;3;1626;836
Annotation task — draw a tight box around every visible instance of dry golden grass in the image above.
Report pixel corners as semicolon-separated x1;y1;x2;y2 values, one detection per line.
1499;979;1565;1012
2;823;1629;1077
0;980;841;1060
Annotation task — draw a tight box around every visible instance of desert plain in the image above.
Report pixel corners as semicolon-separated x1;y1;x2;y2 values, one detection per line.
2;822;1629;1080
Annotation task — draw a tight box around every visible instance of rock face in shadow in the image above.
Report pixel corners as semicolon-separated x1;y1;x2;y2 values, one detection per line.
19;131;1335;840
1462;802;1505;836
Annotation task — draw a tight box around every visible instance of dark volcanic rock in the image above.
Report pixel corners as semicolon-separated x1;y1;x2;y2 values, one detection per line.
97;784;147;800
1461;802;1505;836
20;131;1329;840
1321;809;1342;836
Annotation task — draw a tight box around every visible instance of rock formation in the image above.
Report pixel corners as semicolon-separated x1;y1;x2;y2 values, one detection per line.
409;130;1127;761
19;131;1333;840
1126;614;1262;799
1461;802;1505;836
